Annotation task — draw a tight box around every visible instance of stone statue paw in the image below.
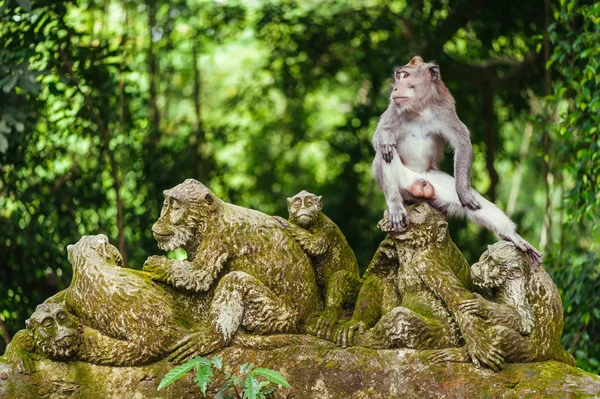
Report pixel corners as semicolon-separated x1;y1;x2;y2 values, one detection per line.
142;255;169;280
4;349;39;375
308;308;341;341
428;347;470;364
464;334;505;372
335;319;367;348
167;331;222;365
458;293;489;318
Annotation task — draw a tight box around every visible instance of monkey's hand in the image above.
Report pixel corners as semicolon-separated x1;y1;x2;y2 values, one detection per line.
462;319;505;372
380;143;396;163
335;319;367;348
458;293;489;319
142;255;171;281
458;190;481;210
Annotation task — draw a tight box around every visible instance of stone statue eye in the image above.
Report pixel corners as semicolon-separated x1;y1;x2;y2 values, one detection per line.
42;318;53;328
305;199;313;206
57;311;67;321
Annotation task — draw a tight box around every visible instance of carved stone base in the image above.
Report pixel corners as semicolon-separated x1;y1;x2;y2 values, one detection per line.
2;339;599;399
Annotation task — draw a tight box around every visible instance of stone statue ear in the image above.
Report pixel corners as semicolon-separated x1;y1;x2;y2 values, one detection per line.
436;220;448;243
25;319;31;329
317;196;323;212
203;193;217;212
286;197;293;209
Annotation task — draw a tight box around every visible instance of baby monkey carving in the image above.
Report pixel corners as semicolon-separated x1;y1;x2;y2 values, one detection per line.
372;56;541;262
275;191;361;339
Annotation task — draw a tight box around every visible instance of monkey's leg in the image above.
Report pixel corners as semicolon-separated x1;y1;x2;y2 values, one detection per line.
354;306;457;350
372;150;414;231
424;170;542;261
169;271;297;364
313;270;363;340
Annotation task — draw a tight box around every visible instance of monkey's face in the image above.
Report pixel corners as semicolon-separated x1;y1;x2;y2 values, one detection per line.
287;190;323;228
152;197;197;252
67;234;124;271
390;56;440;111
26;303;83;359
471;250;508;289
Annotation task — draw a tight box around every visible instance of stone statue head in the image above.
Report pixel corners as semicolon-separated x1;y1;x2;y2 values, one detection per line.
471;241;528;289
287;190;323;228
378;203;448;246
26;303;82;359
152;179;221;253
67;234;124;271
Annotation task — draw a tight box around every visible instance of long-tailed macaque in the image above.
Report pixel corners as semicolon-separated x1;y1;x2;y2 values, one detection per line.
372;56;542;262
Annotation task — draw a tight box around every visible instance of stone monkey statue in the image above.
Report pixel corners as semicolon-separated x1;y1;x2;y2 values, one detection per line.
143;179;320;363
336;203;506;371
431;241;575;366
371;56;542;262
274;190;362;339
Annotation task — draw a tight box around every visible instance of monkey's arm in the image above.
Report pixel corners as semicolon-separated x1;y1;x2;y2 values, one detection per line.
415;253;505;371
285;222;329;256
459;294;532;335
143;244;229;292
437;112;481;210
372;106;398;163
2;330;38;374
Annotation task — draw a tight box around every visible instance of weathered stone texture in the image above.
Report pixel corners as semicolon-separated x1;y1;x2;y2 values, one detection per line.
2;342;599;399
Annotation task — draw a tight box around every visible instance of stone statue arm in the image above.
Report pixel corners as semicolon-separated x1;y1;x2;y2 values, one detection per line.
143;244;229;292
415;253;505;371
459;293;532;335
274;216;329;256
2;329;38;374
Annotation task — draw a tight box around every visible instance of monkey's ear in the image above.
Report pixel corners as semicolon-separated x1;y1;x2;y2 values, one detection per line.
203;193;217;212
429;65;440;82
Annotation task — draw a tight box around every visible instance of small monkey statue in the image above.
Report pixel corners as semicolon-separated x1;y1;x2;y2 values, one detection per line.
372;56;542;262
275;190;362;339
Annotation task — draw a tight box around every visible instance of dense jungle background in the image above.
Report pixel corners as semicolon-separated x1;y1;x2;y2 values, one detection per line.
0;0;598;372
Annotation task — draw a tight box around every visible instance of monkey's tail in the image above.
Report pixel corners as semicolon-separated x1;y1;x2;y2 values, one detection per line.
231;333;333;350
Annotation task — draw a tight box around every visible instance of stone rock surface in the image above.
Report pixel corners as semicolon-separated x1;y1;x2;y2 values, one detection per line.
1;339;599;399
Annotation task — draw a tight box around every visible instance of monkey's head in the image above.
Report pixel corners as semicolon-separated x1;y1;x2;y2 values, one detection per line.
390;56;449;113
152;179;222;254
67;234;123;272
287;190;323;229
379;203;448;247
471;241;528;289
26;303;83;359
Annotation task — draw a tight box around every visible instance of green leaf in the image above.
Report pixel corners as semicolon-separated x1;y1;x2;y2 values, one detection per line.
260;386;277;396
194;361;214;395
243;374;260;399
215;380;234;399
239;363;254;375
252;368;291;388
212;355;223;370
157;357;210;391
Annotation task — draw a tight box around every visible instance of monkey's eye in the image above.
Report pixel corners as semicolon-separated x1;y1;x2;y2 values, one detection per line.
396;71;409;79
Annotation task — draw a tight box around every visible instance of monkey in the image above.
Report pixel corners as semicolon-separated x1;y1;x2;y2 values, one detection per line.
430;241;575;366
371;56;542;263
274;190;362;339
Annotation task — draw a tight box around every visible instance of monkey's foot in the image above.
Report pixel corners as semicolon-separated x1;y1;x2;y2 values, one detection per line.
167;332;222;364
310;308;342;341
335;319;367;348
379;209;409;232
409;180;436;199
428;347;470;364
458;192;481;210
501;234;543;265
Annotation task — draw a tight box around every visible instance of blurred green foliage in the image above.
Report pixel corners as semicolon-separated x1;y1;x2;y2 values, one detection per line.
0;0;598;373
